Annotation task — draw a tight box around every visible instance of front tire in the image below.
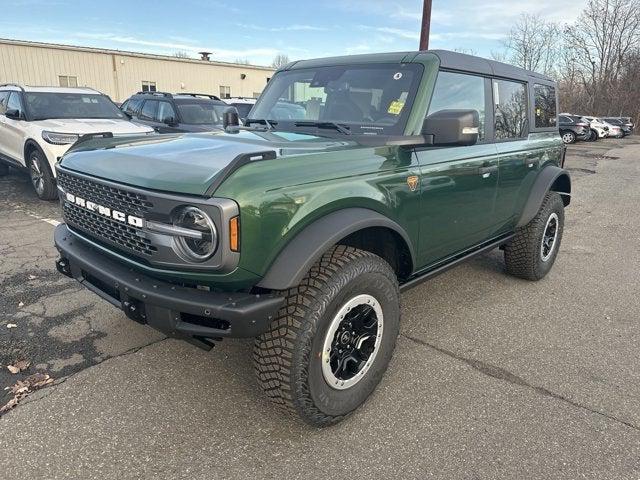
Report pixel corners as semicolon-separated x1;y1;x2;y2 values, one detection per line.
504;192;565;281
28;149;57;200
587;129;598;142
254;245;400;427
561;131;576;144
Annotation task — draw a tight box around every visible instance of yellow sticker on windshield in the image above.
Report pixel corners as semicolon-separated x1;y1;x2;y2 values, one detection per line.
388;101;405;115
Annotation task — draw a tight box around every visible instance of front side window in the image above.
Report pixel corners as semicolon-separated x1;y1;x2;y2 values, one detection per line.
493;79;528;140
139;100;158;121
24;93;126;120
156;101;177;123
534;84;557;128
123;98;143;115
142;81;157;92
59;75;78;87
428;71;485;140
250;63;423;136
7;92;23;113
219;86;231;99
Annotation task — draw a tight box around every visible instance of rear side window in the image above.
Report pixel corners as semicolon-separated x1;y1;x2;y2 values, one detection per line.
534;84;557;128
493;79;528;140
428;71;485;140
139;100;158;121
0;91;10;114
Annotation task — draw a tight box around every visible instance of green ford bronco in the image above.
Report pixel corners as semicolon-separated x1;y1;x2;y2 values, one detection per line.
54;50;570;426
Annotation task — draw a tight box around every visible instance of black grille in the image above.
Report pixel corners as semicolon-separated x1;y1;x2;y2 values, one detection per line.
57;171;153;216
59;172;157;257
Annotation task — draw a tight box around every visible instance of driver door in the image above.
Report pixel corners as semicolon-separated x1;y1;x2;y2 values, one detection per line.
1;92;27;164
414;71;499;268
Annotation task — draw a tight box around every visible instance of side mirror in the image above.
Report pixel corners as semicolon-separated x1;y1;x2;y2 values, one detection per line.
222;108;240;130
422;109;480;147
163;116;176;126
5;109;23;120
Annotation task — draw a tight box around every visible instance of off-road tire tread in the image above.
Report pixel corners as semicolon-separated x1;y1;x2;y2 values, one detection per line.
504;192;564;280
253;245;397;427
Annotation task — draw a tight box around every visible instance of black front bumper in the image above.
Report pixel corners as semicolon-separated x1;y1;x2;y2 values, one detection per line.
54;224;283;349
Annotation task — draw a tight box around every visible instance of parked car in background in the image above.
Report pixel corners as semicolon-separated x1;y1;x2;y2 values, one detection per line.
0;84;154;200
222;97;256;122
558;114;590;144
601;119;624;138
121;92;234;133
583;116;609;141
602;117;632;136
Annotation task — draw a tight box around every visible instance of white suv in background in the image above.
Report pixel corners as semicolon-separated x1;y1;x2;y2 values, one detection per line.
583;116;611;140
0;84;154;200
222;97;257;122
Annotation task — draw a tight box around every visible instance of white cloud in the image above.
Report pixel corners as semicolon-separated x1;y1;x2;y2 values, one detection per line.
236;23;327;32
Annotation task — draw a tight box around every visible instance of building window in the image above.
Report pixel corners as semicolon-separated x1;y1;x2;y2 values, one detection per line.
219;86;231;99
59;75;78;87
142;81;157;92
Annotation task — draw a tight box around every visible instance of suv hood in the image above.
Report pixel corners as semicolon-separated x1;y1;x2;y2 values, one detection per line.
60;130;361;196
33;118;154;134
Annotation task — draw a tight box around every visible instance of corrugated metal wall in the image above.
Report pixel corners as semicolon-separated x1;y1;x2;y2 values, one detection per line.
0;40;274;102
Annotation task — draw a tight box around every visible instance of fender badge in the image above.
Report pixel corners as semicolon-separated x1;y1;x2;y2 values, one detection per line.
407;175;419;192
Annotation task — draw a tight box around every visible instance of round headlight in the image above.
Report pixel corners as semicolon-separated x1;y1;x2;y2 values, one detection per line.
173;206;217;262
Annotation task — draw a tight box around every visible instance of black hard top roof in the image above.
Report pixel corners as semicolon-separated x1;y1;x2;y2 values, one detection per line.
284;49;555;84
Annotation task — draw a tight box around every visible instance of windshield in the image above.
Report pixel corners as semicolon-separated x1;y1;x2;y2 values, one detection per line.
176;101;228;125
250;63;423;136
25;92;125;120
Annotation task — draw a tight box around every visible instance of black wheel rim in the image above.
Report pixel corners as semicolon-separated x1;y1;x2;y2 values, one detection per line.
322;294;383;390
541;213;559;262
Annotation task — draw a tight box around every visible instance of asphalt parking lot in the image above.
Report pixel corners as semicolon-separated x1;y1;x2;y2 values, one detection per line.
1;138;640;479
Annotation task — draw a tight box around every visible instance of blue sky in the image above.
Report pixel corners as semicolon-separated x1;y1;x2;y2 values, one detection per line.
1;0;580;65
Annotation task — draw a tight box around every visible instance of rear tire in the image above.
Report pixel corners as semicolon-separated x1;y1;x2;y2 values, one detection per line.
561;131;576;144
504;192;564;281
588;129;598;142
27;149;57;200
254;245;400;427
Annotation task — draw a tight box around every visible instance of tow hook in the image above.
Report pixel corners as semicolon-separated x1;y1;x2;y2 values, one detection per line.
55;257;72;277
123;299;147;324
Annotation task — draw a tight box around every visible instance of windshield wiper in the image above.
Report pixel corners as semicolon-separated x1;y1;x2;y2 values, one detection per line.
245;118;277;130
294;121;352;135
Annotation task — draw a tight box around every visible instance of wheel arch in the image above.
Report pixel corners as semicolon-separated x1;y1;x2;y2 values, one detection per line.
257;208;416;291
517;165;571;228
23;139;45;165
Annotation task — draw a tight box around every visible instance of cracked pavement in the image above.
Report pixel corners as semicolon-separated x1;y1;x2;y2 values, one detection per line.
1;138;640;479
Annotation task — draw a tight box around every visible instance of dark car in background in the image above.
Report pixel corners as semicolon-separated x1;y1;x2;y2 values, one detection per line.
558;114;591;144
603;117;633;136
121;92;235;133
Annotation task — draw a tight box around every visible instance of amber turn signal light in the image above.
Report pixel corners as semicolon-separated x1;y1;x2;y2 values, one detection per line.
229;216;240;252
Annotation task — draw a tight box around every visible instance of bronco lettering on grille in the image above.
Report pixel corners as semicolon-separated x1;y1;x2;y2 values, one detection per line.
64;192;144;228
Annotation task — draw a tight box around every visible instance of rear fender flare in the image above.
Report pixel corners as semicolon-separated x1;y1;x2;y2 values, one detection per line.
517;165;571;228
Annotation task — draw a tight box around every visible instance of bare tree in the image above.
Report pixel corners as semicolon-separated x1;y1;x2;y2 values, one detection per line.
563;0;640;114
271;53;290;69
173;50;191;58
234;58;251;65
502;14;560;76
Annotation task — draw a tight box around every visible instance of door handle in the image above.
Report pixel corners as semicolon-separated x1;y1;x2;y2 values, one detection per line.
478;165;498;178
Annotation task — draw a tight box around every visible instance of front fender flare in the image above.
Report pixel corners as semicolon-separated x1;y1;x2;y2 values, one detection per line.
257;208;415;291
517;165;571;228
